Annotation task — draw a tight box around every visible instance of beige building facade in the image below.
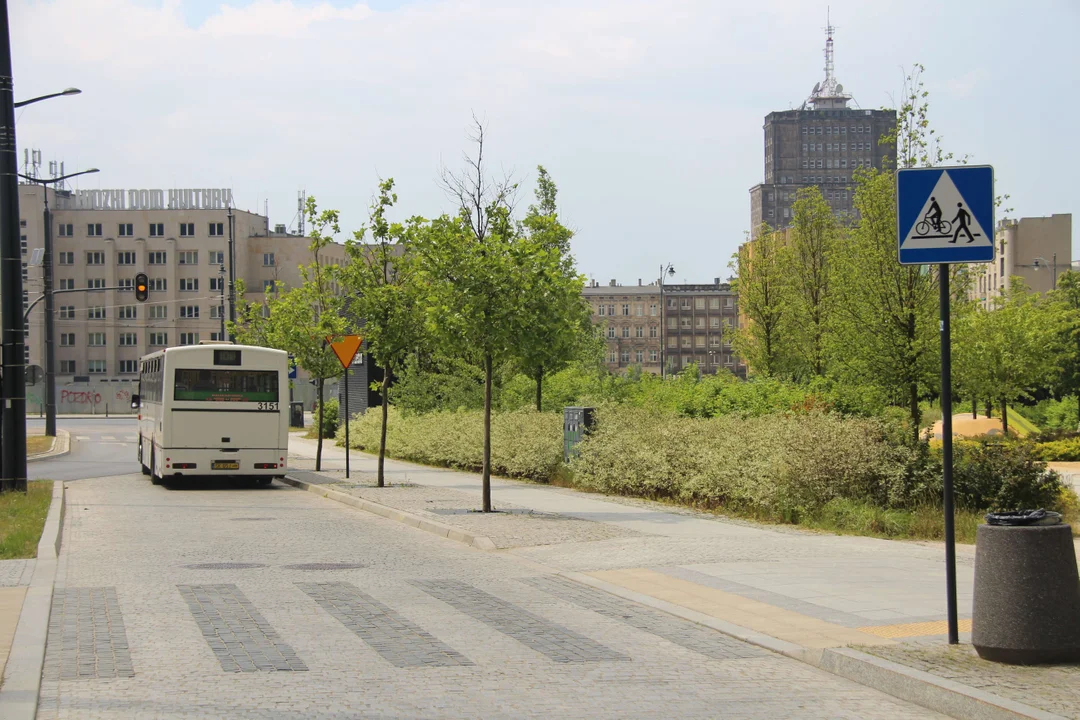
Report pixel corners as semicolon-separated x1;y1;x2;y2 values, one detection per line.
584;278;744;376
970;214;1072;308
17;183;346;390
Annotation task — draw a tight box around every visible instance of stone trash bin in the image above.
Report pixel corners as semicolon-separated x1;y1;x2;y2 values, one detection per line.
972;510;1080;664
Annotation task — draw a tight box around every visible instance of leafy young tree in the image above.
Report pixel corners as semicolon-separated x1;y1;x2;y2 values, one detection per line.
513;166;592;411
733;224;788;377
1050;270;1080;427
340;179;427;487
417;119;532;512
230;197;349;470
783;187;839;379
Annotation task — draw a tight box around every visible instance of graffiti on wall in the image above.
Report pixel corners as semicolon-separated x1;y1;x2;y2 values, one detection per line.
61;389;103;406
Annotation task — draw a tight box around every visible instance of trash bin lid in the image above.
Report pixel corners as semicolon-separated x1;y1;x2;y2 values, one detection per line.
984;509;1062;526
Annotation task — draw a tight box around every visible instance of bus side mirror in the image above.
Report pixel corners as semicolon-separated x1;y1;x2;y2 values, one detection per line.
130;394;140;409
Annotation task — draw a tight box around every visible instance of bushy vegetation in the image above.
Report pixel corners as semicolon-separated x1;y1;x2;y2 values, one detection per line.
1024;396;1080;433
337;407;562;482
312;398;339;439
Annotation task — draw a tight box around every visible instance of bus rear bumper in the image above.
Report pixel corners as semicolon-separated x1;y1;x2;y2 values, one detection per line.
158;449;288;477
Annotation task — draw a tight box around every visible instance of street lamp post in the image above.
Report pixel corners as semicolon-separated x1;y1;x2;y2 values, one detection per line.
658;263;675;379
19;170;100;438
1032;254;1058;290
218;264;226;340
13;87;80;109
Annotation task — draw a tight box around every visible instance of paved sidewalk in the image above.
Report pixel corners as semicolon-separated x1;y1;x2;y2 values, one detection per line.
289;434;1080;717
0;561;35;682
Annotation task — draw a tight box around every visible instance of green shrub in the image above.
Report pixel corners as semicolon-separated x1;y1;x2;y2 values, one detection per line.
950;438;1064;511
1033;436;1080;461
315;398;339;438
337;407;563;481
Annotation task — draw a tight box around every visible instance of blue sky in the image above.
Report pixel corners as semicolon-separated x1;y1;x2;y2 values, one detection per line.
12;0;1080;284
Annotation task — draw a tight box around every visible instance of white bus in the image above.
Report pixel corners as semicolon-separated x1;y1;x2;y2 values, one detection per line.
133;343;289;485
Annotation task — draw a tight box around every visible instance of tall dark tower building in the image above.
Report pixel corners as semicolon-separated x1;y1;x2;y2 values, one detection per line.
749;18;896;236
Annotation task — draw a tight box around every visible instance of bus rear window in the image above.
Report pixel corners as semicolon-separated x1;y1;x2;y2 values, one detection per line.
173;369;279;402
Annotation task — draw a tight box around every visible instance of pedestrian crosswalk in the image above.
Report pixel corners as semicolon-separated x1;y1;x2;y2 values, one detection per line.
74;434;138;443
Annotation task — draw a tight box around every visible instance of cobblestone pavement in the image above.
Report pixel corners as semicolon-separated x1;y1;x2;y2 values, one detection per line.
0;558;33;587
862;641;1080;719
43;587;135;680
37;473;949;719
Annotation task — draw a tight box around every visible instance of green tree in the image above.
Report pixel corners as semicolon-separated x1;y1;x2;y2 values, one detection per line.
513;166;592;411
1050;270;1080;428
733;224;788;377
955;280;1062;434
416;119;535;511
340;179;427;487
783;187;839;379
231;197;349;470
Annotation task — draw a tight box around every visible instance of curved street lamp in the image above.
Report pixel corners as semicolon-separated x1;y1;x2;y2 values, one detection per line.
19;168;100;438
14;87;81;109
658;263;675;379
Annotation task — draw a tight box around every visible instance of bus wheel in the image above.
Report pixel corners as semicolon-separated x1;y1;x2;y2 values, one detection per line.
150;448;162;486
256;477;273;487
139;441;151;476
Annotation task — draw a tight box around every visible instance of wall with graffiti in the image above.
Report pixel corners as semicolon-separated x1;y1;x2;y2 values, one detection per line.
25;381;138;416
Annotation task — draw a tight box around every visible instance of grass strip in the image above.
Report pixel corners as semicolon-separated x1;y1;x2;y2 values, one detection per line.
26;435;54;455
0;481;53;560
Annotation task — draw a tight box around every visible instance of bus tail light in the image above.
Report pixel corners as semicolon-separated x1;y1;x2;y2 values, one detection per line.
172;462;196;469
255;463;278;469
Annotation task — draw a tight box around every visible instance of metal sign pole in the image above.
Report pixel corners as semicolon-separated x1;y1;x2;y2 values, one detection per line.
939;263;959;644
344;367;350;480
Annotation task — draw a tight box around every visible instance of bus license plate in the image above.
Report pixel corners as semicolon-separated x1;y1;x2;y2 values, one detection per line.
212;461;240;470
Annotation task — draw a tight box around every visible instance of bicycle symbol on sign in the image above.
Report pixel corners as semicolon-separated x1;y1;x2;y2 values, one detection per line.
913;196;979;244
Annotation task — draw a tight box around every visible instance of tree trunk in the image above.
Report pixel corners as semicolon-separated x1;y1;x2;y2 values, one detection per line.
483;353;493;512
973;397;977;419
535;368;543;412
909;382;920;445
378;364;391;488
986;399;993;418
315;377;324;472
1001;397;1009;436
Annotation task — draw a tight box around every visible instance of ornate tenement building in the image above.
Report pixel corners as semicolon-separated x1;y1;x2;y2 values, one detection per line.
749;20;896;236
584;278;744;376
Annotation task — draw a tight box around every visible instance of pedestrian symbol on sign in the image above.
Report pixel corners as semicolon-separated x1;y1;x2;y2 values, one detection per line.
897;165;994;265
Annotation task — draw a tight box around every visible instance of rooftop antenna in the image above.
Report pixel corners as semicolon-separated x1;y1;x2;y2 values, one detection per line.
805;7;851;109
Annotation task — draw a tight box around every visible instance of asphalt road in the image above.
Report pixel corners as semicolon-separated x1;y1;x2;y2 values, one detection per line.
35;472;945;719
28;417;140;482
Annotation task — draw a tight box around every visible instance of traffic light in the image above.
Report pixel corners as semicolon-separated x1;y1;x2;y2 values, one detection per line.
135;273;149;302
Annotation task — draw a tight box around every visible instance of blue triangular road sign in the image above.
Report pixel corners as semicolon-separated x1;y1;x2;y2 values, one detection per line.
897;165;994;265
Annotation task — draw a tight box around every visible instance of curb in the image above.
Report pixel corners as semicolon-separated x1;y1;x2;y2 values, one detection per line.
562;571;1060;720
281;475;497;551
27;429;70;464
0;481;66;720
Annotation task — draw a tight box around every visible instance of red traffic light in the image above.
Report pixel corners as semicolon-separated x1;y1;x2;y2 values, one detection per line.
135;272;149;302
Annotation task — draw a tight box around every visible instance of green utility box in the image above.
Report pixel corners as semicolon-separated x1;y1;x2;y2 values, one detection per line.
563;407;596;462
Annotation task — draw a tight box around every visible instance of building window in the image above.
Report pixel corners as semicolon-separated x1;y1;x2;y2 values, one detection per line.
667;298;677;309
649;326;657;338
59;306;75;319
710;317;720;328
149;278;166;292
649;350;658;362
87;223;102;237
118;278;134;292
607;326;616;338
609;350;618;363
694;297;705;310
209;277;224;292
179;305;200;319
58;251;74;265
695;336;706;348
181;332;199;346
87;307;105;320
119;360;138;374
179;223;195;237
150;332;168;346
87;251;105;265
680;298;690;310
119;333;138;346
88;332;106;346
635;326;644;338
209;332;225;342
180;278;198;292
118;223;133;237
682;355;691;367
148;251;167;264
597;304;606;316
667;337;677;348
649;303;657;316
118;306;136;320
178;251;198;265
710;335;720;347
209;222;224;237
725;297;733;308
209;250;225;265
87;278;106;290
620;350;630;363
117;251;137;265
635;304;643;317
695;316;705;329
680;317;691;329
263;253;275;267
60;360;76;374
607;304;615;315
667;317;677;330
709;298;720;310
149;305;167;319
58;223;73;237
621;303;630;316
262;280;276;293
59;278;74;290
210;306;223;319
149;223;164;237
681;337;691;348
768;209;774;218
88;360;106;374
635;350;644;363
621;326;630;338
60;333;75;346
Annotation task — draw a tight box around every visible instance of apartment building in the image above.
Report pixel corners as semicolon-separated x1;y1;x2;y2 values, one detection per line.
970;214;1073;308
17;182;346;384
584;278;744;376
